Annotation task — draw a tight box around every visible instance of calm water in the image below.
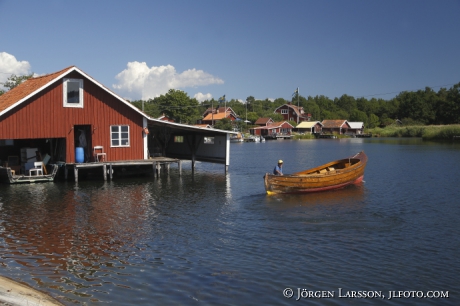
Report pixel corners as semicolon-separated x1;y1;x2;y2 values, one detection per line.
1;138;459;305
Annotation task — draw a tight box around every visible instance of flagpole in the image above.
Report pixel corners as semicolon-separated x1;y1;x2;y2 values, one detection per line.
297;87;299;124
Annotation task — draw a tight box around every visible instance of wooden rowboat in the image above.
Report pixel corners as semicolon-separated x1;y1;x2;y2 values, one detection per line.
264;151;367;194
0;164;59;184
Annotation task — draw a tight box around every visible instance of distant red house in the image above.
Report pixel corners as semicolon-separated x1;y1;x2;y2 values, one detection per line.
201;110;237;125
321;120;351;134
296;121;323;134
202;106;237;118
254;117;274;126
250;121;294;136
274;103;310;123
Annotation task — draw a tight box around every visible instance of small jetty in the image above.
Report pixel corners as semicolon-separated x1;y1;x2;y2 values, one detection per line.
64;157;181;183
276;134;292;140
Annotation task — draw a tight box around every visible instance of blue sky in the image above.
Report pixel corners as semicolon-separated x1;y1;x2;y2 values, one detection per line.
1;0;459;103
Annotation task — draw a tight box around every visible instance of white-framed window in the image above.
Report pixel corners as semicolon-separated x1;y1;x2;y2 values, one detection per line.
63;78;83;108
174;136;184;143
111;125;130;147
281;109;288;114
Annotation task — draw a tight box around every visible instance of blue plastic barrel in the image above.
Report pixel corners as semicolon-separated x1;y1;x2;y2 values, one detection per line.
75;147;84;163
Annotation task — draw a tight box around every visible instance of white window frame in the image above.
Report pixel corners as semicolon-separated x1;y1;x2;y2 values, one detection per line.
111;125;130;147
281;109;288;114
63;78;84;108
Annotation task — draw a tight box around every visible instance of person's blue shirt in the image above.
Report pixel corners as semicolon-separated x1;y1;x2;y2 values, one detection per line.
273;164;283;175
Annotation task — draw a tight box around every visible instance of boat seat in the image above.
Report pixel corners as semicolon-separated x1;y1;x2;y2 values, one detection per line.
327;167;335;171
29;162;44;176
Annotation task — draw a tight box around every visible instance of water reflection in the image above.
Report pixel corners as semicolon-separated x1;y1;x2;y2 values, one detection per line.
0;181;157;302
1;139;459;305
264;183;367;209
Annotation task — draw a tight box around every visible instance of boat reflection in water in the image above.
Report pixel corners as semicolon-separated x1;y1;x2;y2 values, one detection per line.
264;183;367;209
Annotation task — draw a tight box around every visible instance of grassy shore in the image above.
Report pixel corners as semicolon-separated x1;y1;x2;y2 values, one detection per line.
367;124;460;140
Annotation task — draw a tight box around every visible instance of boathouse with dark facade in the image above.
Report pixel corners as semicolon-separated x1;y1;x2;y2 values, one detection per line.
0;66;234;180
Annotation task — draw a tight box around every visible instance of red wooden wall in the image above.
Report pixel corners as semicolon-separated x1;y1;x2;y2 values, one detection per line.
0;71;145;162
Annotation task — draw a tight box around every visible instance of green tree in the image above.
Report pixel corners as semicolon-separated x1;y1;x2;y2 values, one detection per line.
246;112;259;124
336;94;357;115
2;73;34;91
368;113;380;128
436;83;460;124
271;113;284;122
1;73;34;96
154;89;200;124
246;96;256;112
273;98;287;109
214;118;233;130
397;88;436;124
131;99;161;118
304;99;321;120
350;109;368;123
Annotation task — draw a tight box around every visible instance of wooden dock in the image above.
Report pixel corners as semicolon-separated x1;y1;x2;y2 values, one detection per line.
276;135;292;139
64;157;181;183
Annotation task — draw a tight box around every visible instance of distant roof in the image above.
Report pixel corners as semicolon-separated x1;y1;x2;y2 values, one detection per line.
348;122;364;129
321;120;348;128
202;112;235;121
296;121;322;128
254;117;273;125
251;121;294;130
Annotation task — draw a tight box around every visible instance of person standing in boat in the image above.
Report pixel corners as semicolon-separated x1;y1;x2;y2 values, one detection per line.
273;160;283;175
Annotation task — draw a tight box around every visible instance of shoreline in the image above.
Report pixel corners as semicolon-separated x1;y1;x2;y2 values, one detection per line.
0;275;63;306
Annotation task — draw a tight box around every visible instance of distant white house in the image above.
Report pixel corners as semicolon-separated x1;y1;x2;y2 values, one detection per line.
347;122;364;135
296;121;323;134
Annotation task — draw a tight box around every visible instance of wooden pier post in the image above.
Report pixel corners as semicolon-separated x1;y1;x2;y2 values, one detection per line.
156;162;160;177
109;163;113;180
74;166;78;183
103;164;107;181
178;160;182;176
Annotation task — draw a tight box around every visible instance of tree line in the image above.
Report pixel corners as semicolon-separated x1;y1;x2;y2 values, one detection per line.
132;83;460;129
2;74;458;128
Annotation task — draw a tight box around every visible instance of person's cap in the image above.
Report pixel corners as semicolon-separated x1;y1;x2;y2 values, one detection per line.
278;160;283;164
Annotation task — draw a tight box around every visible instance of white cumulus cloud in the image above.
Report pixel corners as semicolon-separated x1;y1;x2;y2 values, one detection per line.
113;61;224;100
194;92;213;102
0;52;31;88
